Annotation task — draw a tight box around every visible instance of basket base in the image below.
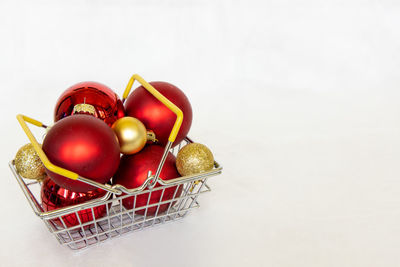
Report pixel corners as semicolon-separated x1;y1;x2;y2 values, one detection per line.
48;181;210;250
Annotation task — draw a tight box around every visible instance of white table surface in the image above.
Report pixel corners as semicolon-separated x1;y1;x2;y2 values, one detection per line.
1;0;400;266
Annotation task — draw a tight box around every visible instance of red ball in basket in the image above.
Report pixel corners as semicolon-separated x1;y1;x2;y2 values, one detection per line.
113;144;183;215
41;177;108;228
42;114;120;192
54;81;125;127
124;81;192;147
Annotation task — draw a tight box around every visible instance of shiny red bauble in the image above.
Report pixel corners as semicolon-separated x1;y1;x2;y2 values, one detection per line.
113;145;182;215
43;115;120;192
54;81;125;126
41;177;108;228
124;81;192;147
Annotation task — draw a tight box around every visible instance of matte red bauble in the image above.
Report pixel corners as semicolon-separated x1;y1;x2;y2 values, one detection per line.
42;115;120;192
54;81;125;126
113;145;182;215
41;177;108;228
124;81;192;147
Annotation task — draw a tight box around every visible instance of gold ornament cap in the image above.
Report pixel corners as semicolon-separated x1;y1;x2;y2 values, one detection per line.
73;103;96;116
146;130;158;143
14;143;46;180
176;143;214;176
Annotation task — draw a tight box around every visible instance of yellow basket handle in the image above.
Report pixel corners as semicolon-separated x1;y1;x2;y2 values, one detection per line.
122;74;183;143
16;114;79;180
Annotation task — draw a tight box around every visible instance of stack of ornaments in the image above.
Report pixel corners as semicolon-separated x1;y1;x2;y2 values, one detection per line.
14;80;215;227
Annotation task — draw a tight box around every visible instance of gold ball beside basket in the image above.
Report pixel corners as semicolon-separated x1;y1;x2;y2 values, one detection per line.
176;143;214;176
14;143;46;181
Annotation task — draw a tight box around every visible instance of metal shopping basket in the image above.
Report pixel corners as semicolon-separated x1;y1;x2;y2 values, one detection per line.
9;74;222;250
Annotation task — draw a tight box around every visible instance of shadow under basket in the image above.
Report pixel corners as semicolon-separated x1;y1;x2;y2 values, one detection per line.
9;138;222;250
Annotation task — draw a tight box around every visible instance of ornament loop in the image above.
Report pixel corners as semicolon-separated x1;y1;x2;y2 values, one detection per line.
146;130;157;143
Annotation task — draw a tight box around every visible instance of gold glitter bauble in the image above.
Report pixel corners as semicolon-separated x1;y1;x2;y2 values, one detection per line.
14;143;46;180
112;117;148;154
176;143;214;176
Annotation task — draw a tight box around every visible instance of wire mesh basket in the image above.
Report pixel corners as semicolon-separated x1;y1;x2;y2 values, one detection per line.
9;74;222;250
9;138;222;250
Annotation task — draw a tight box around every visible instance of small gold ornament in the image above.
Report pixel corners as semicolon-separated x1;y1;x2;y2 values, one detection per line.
14;143;46;180
112;117;150;154
176;143;214;176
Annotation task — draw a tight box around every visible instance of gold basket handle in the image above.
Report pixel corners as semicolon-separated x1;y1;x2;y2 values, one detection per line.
122;74;183;187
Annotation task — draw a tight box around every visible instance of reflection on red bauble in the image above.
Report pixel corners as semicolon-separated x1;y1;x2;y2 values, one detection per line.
113;145;182;215
43;115;120;192
54;81;125;126
124;81;192;147
41;177;108;228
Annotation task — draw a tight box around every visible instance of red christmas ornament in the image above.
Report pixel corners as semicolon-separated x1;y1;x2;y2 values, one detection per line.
43;114;120;192
54;81;125;126
41;177;108;228
124;81;192;147
113;145;182;215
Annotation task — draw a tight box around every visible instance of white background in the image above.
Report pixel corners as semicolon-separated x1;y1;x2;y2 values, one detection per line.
1;0;400;266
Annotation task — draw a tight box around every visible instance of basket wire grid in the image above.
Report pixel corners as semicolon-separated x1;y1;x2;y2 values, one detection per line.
10;138;222;250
